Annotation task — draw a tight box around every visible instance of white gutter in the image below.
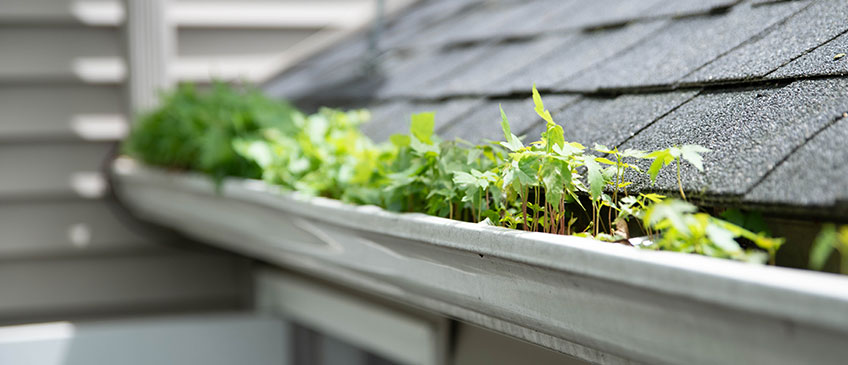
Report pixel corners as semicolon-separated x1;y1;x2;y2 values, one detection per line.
112;157;848;365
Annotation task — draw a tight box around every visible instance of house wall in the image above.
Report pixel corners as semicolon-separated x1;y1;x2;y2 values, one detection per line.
0;0;381;323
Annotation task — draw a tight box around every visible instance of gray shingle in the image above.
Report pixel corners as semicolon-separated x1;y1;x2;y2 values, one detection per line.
563;2;805;91
404;1;563;48
746;116;848;207
413;98;485;132
381;0;483;49
421;36;573;97
360;98;484;143
361;101;414;142
497;0;583;37
525;90;699;149
439;95;578;143
261;0;848;214
566;0;666;28
643;0;741;18
264;64;315;100
619;78;848;197
768;27;848;79
374;45;491;99
510;0;666;36
264;38;371;100
495;21;668;94
682;0;847;84
751;0;789;5
477;0;739;39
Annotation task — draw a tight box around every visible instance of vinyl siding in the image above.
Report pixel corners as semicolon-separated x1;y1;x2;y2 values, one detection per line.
0;0;382;321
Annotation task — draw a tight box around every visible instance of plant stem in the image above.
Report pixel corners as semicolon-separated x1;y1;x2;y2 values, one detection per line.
592;201;598;236
477;189;483;223
548;200;555;234
521;186;529;231
610;156;620;234
559;198;566;235
532;187;540;232
676;158;686;201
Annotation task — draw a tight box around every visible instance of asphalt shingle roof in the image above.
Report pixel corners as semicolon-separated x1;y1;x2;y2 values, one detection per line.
264;0;848;218
526;90;699;149
683;0;848;84
746;116;848;212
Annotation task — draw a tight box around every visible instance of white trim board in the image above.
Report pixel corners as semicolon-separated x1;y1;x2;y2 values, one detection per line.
113;160;848;364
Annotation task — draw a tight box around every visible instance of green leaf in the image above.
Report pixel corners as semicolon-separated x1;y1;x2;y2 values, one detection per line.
645;199;697;235
452;171;477;187
466;149;482;165
621;149;646;159
500;105;524;152
531;85;554;124
233;139;272;168
410;112;435;145
680;144;710;171
593;144;612;154
390;134;410;147
647;158;665;183
645;149;673;184
810;224;838;270
554;142;585;157
541;160;566;205
582;156;603;200
705;223;741;253
544;123;565;152
352;150;377;184
516;156;538;185
410;135;439;156
595;157;616;165
640;193;666;203
502;164;516;190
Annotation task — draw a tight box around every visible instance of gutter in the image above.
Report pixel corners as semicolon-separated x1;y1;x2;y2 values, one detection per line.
112;157;848;365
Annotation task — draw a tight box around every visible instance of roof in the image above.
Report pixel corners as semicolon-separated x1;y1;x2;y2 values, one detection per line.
264;0;848;219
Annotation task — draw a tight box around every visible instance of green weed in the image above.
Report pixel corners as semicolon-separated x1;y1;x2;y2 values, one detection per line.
124;83;787;266
810;224;848;274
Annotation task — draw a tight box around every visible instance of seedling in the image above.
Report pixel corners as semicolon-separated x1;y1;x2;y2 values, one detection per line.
810;224;848;274
124;83;789;268
644;145;710;200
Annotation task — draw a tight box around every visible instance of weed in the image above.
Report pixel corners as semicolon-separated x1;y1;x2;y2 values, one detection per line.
810;224;848;274
124;83;787;266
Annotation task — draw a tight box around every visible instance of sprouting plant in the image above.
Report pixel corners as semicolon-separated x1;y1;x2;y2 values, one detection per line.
500;87;587;234
644;199;783;264
125;82;789;269
452;169;498;222
617;192;664;239
384;112;505;220
644;144;710;200
809;224;848;274
593;145;646;236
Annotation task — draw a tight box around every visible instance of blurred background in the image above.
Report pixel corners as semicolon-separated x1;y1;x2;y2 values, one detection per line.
0;1;438;364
